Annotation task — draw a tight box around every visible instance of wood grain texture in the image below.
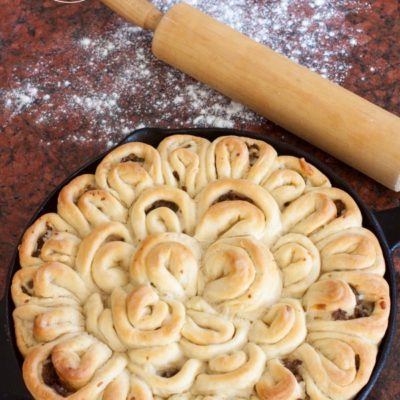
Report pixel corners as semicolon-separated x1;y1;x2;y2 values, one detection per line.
152;3;400;191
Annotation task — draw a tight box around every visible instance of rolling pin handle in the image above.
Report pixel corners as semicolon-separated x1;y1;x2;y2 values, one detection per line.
100;0;163;31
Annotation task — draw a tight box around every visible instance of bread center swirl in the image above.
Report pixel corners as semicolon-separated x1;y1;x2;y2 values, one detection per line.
32;225;53;257
21;279;34;295
283;359;303;383
246;143;260;166
145;200;179;214
331;285;375;320
120;154;145;164
41;358;75;397
159;369;179;378
334;199;346;217
212;190;255;205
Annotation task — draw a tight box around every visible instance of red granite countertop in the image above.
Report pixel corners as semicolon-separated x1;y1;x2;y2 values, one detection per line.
0;0;399;398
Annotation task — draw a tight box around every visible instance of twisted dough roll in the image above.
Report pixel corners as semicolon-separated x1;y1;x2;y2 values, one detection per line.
255;359;304;400
95;142;164;206
19;213;79;268
206;136;277;184
249;298;306;359
262;156;331;209
128;343;183;367
200;237;282;318
292;332;377;400
57;174;97;237
12;262;90;307
180;297;250;360
111;285;186;348
316;227;385;275
304;271;390;344
282;188;362;242
84;293;127;352
272;233;320;298
130;233;202;300
58;174;128;237
85;289;186;354
193;343;266;398
158;134;210;197
130;186;196;240
12;134;389;400
195;179;281;244
99;370;154;400
125;375;154;400
128;343;202;397
13;303;84;356
23;333;127;400
128;343;203;397
75;222;133;292
90;239;134;294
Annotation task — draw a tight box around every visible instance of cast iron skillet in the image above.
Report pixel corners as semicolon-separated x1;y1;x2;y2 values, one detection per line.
0;128;398;399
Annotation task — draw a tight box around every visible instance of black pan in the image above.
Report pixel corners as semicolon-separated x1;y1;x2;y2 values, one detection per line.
0;127;398;399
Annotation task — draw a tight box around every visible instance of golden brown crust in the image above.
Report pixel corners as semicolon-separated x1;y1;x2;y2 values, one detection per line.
158;134;210;197
12;135;389;400
22;334;128;400
249;298;307;359
206;135;277;184
130;186;196;240
262;156;331;209
57;174;98;238
19;213;79;268
13;304;84;356
256;359;303;400
292;332;377;400
316;227;385;275
281;187;362;242
130;233;202;300
95;142;163;204
199;236;281;319
12;262;90;308
192;343;266;397
304;271;390;344
74;221;133;292
195;179;281;244
271;233;320;298
111;285;186;348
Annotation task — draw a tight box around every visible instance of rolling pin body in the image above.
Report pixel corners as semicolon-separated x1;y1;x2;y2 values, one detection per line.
152;4;400;191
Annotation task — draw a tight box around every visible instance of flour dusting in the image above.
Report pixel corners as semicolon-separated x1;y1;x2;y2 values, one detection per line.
1;0;371;147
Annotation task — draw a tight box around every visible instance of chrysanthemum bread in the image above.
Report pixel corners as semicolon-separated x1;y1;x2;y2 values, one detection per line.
12;134;390;400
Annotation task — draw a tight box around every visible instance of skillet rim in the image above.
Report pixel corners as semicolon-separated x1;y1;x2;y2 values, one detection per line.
1;127;396;400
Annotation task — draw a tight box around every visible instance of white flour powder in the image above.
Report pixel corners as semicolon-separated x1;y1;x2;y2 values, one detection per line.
1;0;371;147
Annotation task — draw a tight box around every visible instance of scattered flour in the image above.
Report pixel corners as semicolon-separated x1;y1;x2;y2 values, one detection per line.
1;0;371;147
3;84;39;114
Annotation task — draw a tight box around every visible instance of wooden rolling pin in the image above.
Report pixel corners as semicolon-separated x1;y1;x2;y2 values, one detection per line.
101;0;400;191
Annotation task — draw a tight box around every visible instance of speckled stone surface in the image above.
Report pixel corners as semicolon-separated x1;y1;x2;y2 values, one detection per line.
0;0;399;398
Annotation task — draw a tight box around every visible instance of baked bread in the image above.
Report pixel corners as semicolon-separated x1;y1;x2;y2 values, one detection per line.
12;134;390;400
